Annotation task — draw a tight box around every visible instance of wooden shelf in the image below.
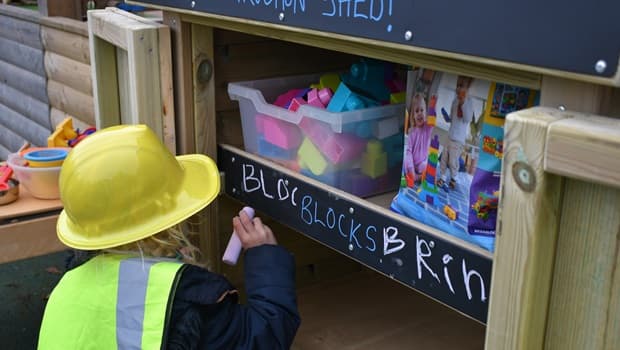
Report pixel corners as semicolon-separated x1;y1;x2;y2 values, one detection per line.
293;267;485;349
219;144;492;324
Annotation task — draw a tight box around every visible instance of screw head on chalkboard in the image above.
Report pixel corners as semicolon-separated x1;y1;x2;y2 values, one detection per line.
190;1;195;8
278;12;285;21
404;31;413;41
595;60;607;74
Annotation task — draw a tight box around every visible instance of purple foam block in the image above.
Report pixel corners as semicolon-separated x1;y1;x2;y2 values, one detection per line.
222;206;255;265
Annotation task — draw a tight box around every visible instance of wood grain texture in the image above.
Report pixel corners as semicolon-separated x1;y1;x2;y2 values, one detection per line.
544;180;620;349
0;36;45;77
485;108;566;349
545;114;620;188
44;51;92;96
0;4;41;23
191;23;219;271
0;13;42;50
293;269;485;350
0;215;65;264
0;102;50;147
0;81;49;129
41;26;90;64
39;13;87;35
0;58;48;103
89;27;121;129
47;80;95;126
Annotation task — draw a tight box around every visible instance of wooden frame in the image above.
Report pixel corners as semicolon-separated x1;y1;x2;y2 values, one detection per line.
88;7;176;154
486;107;620;349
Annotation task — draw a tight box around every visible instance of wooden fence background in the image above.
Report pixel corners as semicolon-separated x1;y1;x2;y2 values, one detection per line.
0;4;93;160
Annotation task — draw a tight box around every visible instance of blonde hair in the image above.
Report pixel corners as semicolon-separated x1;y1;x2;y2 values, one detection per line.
407;92;427;132
104;217;205;267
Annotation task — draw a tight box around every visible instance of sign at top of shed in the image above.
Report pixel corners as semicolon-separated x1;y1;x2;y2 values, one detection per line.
233;0;395;31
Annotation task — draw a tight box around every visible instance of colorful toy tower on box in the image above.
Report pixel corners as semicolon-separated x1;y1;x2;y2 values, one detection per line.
390;69;539;252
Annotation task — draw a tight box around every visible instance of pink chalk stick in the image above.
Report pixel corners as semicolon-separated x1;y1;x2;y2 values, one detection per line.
222;206;255;266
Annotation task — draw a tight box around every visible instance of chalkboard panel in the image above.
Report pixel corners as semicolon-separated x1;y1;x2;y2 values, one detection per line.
138;0;619;78
219;145;492;323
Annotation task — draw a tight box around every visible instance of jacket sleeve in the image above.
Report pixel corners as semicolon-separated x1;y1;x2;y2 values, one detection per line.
206;244;300;350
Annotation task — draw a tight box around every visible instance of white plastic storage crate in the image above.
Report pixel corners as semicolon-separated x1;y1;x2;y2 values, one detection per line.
228;73;405;198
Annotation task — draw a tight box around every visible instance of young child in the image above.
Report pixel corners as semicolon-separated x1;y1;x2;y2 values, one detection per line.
404;93;436;184
439;75;475;190
38;125;300;349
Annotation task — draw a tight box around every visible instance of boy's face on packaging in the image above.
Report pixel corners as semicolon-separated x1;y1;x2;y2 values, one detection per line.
456;77;472;101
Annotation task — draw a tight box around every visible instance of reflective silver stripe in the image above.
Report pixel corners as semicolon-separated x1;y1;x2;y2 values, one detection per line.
116;257;160;349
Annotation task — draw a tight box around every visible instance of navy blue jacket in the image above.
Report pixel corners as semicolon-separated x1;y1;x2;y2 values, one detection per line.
166;244;300;349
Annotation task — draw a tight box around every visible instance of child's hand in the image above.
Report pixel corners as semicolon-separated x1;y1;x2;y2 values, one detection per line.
233;210;278;250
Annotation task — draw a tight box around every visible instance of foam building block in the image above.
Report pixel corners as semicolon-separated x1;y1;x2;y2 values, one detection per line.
297;137;328;175
361;140;388;179
288;97;307;112
255;114;268;133
258;135;297;160
307;88;333;108
310;73;341;93
341;58;392;103
381;133;404;168
373;116;400;139
390;92;406;104
386;79;406;93
299;118;366;164
273;88;305;108
300;168;338;187
327;82;366;112
261;115;302;149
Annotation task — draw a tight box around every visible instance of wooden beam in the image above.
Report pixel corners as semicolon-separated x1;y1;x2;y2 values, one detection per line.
41;26;90;65
0;58;48;103
0;11;42;49
0;36;45;77
164;11;195;154
544;180;620;349
0;102;50;147
0;81;49;129
40;15;88;37
545;114;620;189
47;80;95;126
44;51;92;96
88;29;121;129
485;108;566;349
0;215;65;264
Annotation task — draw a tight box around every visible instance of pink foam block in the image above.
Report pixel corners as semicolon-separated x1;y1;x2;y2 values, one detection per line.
273;88;306;108
318;88;333;105
262;115;302;149
288;97;307;112
306;88;325;108
299;118;366;164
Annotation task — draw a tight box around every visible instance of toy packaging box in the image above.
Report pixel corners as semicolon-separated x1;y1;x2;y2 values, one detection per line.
390;68;539;252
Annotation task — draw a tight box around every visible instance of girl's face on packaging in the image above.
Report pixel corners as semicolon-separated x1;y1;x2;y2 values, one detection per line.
412;98;426;127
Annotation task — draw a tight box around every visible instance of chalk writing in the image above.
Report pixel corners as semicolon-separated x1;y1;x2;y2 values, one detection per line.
322;0;393;21
234;0;307;15
231;157;490;321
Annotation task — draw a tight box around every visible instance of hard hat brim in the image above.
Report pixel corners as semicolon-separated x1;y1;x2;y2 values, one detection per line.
56;154;220;250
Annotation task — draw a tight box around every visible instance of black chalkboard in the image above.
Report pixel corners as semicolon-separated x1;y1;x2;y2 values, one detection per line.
137;0;619;78
219;146;492;323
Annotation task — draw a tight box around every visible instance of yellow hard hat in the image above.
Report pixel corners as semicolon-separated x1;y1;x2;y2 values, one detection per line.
56;124;220;250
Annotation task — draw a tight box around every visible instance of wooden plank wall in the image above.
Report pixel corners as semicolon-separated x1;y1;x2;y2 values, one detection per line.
0;4;50;159
212;29;368;287
40;16;94;134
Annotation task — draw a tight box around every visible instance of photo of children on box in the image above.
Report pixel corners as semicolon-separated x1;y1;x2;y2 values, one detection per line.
391;69;539;252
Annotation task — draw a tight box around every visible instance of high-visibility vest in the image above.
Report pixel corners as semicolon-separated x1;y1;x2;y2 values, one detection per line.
38;254;186;349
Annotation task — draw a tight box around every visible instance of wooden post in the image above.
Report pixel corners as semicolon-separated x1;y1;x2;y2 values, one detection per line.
485;107;566;349
87;8;176;154
486;105;620;349
191;23;220;271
